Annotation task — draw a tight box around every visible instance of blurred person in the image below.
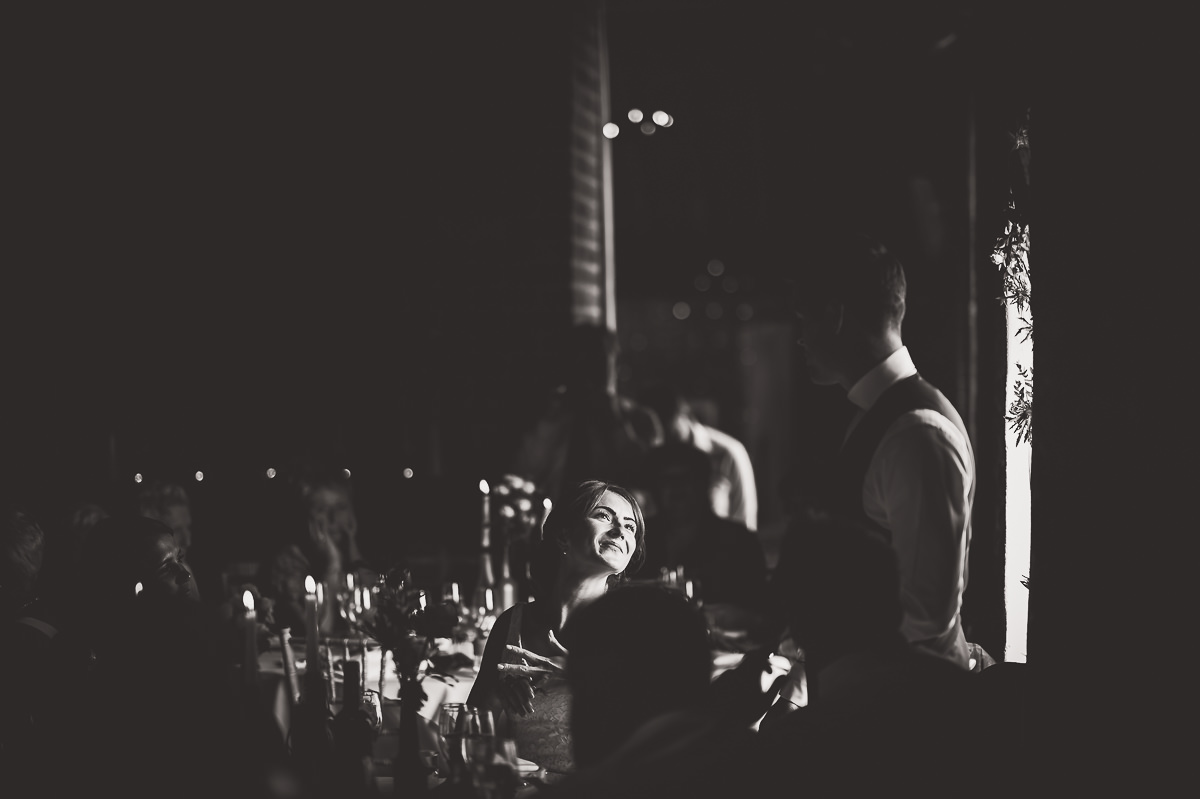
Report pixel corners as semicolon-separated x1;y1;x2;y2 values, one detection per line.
642;441;771;642
50;513;286;799
641;381;759;532
259;471;377;636
790;230;975;669
467;479;647;779
137;479;193;556
137;479;224;606
510;324;662;509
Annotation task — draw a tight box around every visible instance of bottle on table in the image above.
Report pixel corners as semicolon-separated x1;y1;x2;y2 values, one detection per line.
332;659;376;797
496;540;518;616
290;667;335;795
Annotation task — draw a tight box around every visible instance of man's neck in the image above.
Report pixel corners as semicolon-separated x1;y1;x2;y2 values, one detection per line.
837;333;903;393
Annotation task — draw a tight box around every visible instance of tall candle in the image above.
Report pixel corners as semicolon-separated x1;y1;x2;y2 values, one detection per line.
540;497;553;539
480;479;491;548
304;575;319;668
242;590;258;688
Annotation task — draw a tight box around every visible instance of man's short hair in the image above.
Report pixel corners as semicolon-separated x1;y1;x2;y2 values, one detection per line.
793;230;907;333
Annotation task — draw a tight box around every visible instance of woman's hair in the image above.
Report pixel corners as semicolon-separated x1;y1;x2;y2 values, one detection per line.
532;479;647;597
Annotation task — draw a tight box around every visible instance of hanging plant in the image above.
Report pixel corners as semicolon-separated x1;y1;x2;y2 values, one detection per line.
992;109;1032;446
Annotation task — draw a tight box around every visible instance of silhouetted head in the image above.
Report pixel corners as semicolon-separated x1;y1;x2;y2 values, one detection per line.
564;583;712;768
790;230;907;386
769;510;902;664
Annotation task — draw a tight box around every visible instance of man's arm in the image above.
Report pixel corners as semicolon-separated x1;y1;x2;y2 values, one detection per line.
866;411;973;646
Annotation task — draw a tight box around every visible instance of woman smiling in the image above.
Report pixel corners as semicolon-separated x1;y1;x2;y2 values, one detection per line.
467;479;647;778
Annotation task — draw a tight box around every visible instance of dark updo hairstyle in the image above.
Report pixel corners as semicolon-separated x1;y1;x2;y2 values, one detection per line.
530;480;646;599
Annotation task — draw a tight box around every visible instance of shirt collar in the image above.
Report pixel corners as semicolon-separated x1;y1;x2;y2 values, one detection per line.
846;346;916;411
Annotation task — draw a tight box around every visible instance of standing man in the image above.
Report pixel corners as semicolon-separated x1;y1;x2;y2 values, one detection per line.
790;231;975;669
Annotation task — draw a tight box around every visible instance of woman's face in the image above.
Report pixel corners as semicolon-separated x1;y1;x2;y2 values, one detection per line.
142;532;199;602
564;490;638;577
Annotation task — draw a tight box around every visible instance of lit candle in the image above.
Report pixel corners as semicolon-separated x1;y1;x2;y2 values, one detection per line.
242;590;258;687
418;590;427;610
304;575;319;668
480;479;491;548
540;494;552;537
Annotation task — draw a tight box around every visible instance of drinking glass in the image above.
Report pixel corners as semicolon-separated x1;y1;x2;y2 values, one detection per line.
467;736;519;799
438;703;469;782
459;707;496;785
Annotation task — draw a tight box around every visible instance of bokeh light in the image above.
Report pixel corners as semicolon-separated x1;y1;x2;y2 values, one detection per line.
403;467;414;479
694;275;711;291
640;122;656;135
602;122;620;139
266;468;277;479
195;471;204;482
628;108;643;123
723;277;739;293
736;303;755;321
652;110;669;126
343;468;352;478
672;301;691;320
134;473;143;483
707;259;725;277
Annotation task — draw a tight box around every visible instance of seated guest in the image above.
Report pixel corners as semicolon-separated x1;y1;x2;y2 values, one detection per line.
53;514;285;799
468;479;647;779
259;470;377;636
748;510;992;797
642;441;772;641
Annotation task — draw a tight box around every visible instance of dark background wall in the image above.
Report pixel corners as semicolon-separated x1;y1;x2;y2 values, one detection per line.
6;3;1025;648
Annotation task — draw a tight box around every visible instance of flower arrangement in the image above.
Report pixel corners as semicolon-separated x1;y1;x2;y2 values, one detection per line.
354;566;461;705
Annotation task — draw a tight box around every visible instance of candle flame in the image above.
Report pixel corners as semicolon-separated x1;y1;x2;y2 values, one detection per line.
134;581;143;596
543;497;553;510
305;574;316;593
418;591;427;610
479;479;490;494
243;590;255;612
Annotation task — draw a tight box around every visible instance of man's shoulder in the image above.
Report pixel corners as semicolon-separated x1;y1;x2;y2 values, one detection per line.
698;423;750;460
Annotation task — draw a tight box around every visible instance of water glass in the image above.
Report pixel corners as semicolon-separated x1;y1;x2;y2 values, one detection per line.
438;703;468;782
467;736;519;799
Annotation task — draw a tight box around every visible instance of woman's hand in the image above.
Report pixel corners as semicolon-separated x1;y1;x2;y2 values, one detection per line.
495;645;565;716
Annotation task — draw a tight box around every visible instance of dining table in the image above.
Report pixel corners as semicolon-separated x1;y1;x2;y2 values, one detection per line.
254;620;798;794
